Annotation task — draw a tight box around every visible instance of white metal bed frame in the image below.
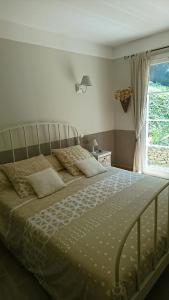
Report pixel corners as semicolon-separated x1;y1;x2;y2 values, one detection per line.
0;121;80;164
114;183;169;300
0;121;169;300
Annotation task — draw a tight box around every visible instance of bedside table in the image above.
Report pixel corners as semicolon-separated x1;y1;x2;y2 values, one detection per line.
92;150;111;167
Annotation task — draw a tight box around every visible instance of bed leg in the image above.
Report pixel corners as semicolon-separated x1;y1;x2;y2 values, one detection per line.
112;283;127;300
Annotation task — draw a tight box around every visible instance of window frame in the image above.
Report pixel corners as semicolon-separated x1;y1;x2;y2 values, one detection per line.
143;59;169;179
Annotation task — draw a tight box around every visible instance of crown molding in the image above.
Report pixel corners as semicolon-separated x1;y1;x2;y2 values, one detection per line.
111;29;169;59
1;19;169;60
0;19;113;59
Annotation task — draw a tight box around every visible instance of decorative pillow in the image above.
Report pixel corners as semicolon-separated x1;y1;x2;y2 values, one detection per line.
0;155;52;198
46;154;64;171
0;170;11;192
52;145;91;176
75;157;106;177
27;168;65;198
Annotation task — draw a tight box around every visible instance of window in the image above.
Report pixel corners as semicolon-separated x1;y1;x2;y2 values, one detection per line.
145;62;169;178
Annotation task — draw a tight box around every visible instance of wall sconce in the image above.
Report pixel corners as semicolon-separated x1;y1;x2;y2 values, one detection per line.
75;75;92;94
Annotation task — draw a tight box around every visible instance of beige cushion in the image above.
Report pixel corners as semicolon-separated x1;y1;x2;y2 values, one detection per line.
46;154;64;171
0;155;52;198
0;170;11;192
52;145;91;176
75;157;106;177
27;168;65;198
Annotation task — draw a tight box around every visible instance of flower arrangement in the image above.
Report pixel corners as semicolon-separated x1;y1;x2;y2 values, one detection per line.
113;86;133;102
112;86;133;112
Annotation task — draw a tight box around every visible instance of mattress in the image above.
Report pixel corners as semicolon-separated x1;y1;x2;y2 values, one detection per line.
0;167;168;300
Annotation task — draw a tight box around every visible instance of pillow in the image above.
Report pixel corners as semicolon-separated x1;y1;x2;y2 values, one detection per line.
27;168;65;198
0;155;52;198
75;157;106;177
52;145;91;176
0;170;11;192
46;154;64;171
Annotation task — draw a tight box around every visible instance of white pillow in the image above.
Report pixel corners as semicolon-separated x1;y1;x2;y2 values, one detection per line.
75;157;106;177
27;168;65;198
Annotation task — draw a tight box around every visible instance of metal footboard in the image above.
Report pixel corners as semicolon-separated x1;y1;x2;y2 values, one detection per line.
114;182;169;298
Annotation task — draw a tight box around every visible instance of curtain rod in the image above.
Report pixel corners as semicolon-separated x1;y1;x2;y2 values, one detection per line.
124;45;169;59
151;45;169;52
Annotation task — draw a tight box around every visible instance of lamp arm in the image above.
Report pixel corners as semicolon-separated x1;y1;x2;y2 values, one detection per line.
82;85;87;93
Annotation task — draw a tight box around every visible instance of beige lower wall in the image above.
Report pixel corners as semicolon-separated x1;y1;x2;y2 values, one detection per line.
0;38;114;135
0;128;135;170
84;130;115;162
113;130;135;170
0;129;115;164
85;129;135;170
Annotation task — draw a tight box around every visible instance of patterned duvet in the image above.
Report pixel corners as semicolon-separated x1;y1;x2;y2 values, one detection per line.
0;167;168;300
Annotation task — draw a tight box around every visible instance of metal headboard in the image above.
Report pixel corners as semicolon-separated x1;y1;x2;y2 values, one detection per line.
0;122;81;164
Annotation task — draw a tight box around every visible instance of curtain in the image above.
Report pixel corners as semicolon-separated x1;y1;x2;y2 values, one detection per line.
130;52;151;172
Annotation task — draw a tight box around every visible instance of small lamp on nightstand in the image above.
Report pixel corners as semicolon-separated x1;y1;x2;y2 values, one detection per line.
91;139;98;153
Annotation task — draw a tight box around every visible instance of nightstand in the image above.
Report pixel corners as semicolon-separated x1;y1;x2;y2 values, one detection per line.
92;150;111;167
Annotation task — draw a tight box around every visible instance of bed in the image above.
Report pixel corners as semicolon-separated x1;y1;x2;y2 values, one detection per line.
0;121;169;300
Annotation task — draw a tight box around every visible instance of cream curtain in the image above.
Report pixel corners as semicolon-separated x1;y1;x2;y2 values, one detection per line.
131;52;151;172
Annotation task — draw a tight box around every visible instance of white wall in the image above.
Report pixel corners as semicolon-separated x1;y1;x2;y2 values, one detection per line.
112;58;134;130
0;38;115;135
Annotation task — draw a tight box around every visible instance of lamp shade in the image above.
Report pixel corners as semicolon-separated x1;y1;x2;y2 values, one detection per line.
81;75;92;86
92;139;98;147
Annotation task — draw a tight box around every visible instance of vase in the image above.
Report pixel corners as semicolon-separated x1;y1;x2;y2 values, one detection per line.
120;96;130;112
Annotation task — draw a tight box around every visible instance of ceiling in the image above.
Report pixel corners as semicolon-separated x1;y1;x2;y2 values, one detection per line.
0;0;169;47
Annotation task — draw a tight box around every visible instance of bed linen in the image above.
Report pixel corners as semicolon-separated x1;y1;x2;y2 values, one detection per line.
0;167;168;300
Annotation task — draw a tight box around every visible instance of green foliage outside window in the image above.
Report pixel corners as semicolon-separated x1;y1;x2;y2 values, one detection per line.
148;63;169;146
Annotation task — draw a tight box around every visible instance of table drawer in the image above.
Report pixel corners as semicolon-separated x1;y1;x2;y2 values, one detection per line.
98;155;111;166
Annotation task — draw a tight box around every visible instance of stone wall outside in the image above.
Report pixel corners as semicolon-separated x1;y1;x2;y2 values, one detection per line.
148;145;169;166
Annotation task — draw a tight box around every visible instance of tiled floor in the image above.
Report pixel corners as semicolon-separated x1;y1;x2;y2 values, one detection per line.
146;267;169;299
0;241;50;300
